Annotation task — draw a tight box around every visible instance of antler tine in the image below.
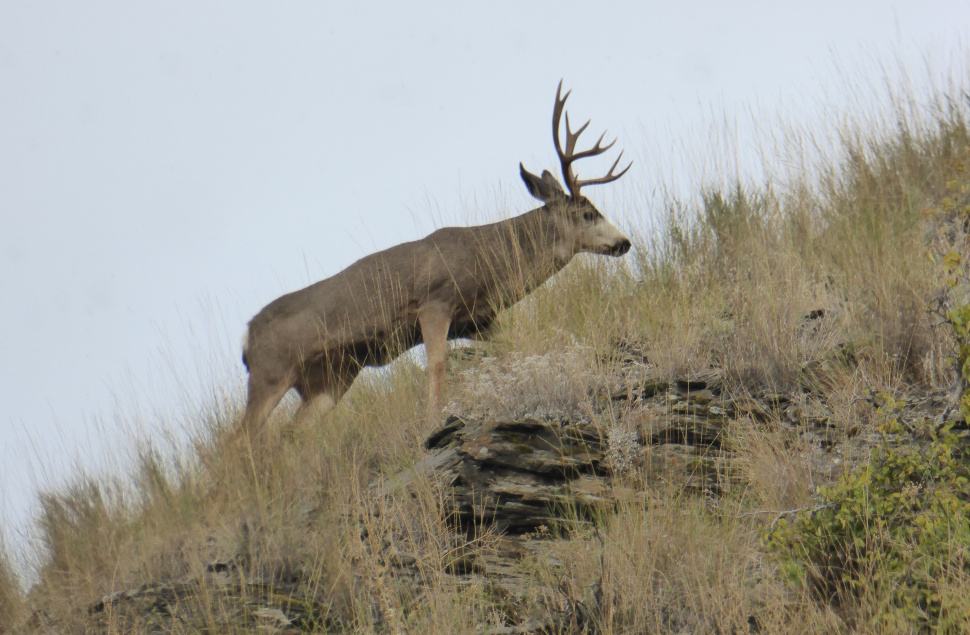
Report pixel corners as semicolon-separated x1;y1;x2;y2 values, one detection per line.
563;112;591;156
552;80;570;160
575;150;633;189
568;130;617;162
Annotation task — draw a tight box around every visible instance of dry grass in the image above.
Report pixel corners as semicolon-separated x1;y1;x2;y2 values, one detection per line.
0;538;23;633
3;63;970;632
523;492;845;633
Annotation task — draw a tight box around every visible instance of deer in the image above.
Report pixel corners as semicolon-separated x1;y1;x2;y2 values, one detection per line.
237;80;632;437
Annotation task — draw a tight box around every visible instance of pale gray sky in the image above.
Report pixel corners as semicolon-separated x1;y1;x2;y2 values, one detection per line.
1;2;968;559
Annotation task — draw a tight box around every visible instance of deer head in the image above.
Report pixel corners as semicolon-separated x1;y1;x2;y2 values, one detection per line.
519;80;632;259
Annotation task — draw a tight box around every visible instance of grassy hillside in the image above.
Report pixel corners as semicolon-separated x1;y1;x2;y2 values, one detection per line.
4;69;970;633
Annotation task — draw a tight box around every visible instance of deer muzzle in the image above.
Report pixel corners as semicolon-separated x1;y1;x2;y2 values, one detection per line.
610;239;632;256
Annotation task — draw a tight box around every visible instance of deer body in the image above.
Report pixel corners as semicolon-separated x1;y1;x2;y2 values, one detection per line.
243;209;568;383
238;82;632;435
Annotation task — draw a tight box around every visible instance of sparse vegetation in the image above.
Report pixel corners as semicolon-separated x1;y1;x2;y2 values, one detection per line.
3;63;970;633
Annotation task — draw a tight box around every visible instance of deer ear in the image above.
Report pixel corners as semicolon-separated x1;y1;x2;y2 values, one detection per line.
520;163;567;202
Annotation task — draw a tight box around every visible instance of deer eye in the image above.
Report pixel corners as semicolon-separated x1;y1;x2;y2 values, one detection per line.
582;211;596;222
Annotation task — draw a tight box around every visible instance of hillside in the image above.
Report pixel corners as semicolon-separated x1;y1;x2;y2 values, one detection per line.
3;77;970;633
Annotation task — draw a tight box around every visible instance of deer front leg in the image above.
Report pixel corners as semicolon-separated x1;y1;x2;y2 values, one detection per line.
418;304;452;418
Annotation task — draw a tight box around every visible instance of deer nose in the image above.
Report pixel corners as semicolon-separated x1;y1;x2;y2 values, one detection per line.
611;239;632;256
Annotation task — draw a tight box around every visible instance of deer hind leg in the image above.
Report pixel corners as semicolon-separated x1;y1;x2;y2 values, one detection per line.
293;353;360;428
292;393;338;431
418;303;453;418
238;371;293;439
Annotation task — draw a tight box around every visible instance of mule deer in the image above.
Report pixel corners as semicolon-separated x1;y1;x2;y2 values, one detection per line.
238;81;631;435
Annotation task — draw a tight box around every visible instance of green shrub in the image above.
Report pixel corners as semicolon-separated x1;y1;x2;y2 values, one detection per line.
767;406;970;630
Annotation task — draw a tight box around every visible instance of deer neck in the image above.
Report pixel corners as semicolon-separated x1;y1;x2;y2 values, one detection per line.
484;207;573;308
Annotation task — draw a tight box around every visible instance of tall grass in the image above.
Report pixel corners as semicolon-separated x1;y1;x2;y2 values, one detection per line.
0;539;22;633
2;62;969;632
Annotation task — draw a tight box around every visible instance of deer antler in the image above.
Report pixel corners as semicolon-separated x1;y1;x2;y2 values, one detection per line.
552;80;632;200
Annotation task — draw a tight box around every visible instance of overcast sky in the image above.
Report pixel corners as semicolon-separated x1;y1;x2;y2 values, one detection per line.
1;2;968;562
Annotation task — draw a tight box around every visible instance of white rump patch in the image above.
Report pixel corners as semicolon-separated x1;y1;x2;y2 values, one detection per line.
241;328;249;353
